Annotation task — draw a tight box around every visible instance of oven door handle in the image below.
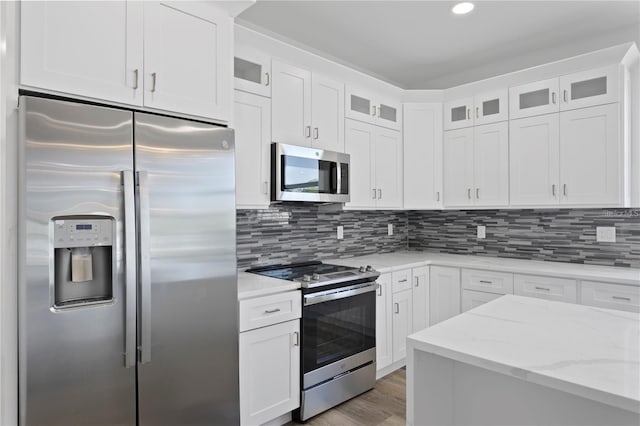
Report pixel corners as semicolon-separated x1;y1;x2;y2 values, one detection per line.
304;283;379;306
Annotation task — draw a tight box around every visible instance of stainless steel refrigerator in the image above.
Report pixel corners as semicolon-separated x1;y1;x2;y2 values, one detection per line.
18;95;239;425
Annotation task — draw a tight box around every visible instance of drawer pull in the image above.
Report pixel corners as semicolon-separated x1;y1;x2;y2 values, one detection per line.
394;303;400;314
293;331;299;346
398;279;408;283
479;280;493;284
612;296;631;302
415;277;419;287
535;286;551;292
264;308;281;314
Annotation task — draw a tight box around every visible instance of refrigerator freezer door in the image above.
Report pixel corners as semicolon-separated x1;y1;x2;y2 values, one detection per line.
134;113;239;425
19;96;137;425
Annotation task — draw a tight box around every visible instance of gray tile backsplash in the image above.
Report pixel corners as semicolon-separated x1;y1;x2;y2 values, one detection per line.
237;206;639;269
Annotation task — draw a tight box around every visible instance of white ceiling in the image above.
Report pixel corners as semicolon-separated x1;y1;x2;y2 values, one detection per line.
237;1;640;89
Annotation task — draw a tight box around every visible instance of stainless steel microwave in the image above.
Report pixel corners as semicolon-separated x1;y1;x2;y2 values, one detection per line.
271;143;350;203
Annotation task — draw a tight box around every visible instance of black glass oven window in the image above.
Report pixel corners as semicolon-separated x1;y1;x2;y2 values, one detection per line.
282;155;338;194
302;290;375;374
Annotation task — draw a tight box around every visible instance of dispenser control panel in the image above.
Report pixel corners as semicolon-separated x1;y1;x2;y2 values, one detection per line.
53;218;114;248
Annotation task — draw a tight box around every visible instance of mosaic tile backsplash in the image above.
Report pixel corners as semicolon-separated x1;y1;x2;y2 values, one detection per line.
237;206;640;269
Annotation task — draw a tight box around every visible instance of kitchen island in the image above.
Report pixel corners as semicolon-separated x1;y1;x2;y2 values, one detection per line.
407;295;640;426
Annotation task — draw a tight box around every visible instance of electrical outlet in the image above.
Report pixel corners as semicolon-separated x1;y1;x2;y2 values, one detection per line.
596;226;616;243
337;225;344;240
388;224;394;236
477;225;486;239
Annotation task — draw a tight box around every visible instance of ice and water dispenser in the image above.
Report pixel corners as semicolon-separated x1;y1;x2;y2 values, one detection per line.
52;216;115;308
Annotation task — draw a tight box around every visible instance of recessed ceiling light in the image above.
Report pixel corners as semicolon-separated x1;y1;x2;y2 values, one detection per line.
452;2;475;15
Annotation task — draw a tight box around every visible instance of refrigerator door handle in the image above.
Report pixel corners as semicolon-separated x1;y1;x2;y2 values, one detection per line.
137;170;152;364
122;170;137;368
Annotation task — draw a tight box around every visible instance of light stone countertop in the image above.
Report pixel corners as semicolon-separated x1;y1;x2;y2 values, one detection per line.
407;294;640;413
237;271;299;300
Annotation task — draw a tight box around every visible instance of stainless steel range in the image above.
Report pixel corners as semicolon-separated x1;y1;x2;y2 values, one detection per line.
246;261;380;421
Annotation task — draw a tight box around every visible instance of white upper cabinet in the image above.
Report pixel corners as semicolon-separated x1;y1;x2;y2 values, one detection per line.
311;75;345;152
509;114;560;206
345;87;401;130
271;60;312;146
234;45;271;98
473;121;509;207
143;2;232;121
403;103;443;209
345;119;402;209
444;97;474;130
443;128;475;207
21;1;232;121
474;89;509;125
234;90;271;209
559;64;620;111
21;1;144;106
559;103;620;205
509;77;560;120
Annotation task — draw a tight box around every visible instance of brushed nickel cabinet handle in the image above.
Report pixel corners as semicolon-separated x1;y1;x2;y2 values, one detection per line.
467;188;471;199
151;72;157;93
475;107;479;119
535;286;551;291
563;90;568;102
476;188;479;199
264;308;281;314
293;331;299;346
479;280;493;284
552;184;556;196
313;127;319;140
467;108;470;120
551;91;556;104
563;184;567;196
305;126;311;138
415;277;419;287
372;188;377;199
378;188;382;199
612;296;631;302
436;191;440;202
398;279;408;283
264;72;270;86
394;303;399;314
372;105;377;116
133;69;139;90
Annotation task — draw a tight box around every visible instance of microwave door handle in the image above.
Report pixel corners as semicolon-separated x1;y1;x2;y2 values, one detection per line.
336;162;342;194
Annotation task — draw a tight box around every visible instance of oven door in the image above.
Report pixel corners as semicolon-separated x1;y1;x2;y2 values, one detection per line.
301;282;377;380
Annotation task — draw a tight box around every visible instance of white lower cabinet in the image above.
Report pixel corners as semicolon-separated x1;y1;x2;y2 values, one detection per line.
375;273;393;371
412;267;430;333
462;289;503;312
580;281;640;313
514;274;577;303
429;266;461;326
392;289;413;362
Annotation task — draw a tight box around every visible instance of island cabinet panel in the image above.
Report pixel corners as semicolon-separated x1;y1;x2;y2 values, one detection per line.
429;266;461;325
514;274;577;303
580;281;640;313
375;273;393;371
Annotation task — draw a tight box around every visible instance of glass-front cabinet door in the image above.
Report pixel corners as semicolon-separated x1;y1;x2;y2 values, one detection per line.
234;45;271;97
559;64;619;111
509;78;560;120
444;97;474;130
376;100;401;131
345;87;376;125
474;89;508;125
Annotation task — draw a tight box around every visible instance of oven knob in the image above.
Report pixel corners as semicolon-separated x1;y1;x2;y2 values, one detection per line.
302;274;312;282
359;266;366;273
366;265;374;272
312;273;320;281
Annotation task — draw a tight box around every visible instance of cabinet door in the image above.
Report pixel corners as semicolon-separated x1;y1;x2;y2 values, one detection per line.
412;267;429;333
311;75;345;152
234;90;271;208
473;121;509;207
272;60;312;146
509;114;560;206
374;128;403;208
345;119;375;208
345;87;376;125
461;290;502;313
509;78;559;119
377;100;402;131
234;45;271;97
559;104;620;206
560;64;619;111
429;266;461;326
444;97;474;130
474;89;508;125
403;103;444;209
443;128;474;207
239;320;300;426
392;289;413;362
21;1;143;106
376;273;393;371
143;2;231;120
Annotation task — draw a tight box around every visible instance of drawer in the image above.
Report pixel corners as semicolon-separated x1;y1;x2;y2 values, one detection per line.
392;269;412;293
461;290;503;312
514;274;577;303
239;291;301;332
462;269;514;295
580;281;640;313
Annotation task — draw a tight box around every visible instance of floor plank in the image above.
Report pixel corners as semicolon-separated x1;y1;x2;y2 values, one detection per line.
289;368;406;425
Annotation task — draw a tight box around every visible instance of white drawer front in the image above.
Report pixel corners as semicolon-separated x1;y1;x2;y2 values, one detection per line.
581;281;640;313
392;269;412;293
462;269;514;295
514;274;577;303
239;291;301;332
461;290;503;312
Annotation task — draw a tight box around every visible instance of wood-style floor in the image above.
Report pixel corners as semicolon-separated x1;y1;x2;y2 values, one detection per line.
289;368;406;426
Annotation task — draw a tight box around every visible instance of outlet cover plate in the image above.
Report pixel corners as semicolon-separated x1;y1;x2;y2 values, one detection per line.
477;225;486;239
388;224;393;236
337;225;344;240
596;226;616;242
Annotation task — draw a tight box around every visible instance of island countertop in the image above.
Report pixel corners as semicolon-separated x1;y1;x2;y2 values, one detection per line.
407;295;640;414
